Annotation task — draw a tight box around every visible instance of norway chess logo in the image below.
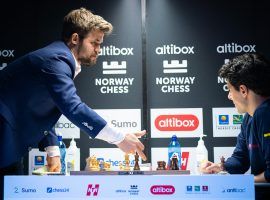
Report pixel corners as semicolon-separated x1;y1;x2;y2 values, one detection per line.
163;60;187;74
102;61;127;74
86;184;99;196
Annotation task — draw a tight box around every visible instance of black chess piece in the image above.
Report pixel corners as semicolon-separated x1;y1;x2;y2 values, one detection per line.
170;156;179;170
133;152;140;171
220;156;225;171
157;161;166;170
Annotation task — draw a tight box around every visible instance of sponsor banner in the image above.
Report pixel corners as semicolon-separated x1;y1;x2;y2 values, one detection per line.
94;109;141;133
151;108;203;138
214;147;251;174
28;148;47;175
94;45;138;95
212;107;244;137
89;148;142;171
151;147;196;174
4;175;254;199
55;115;80;139
153;44;197;94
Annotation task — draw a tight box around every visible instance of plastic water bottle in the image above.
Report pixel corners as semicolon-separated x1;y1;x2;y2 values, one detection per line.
57;133;66;174
195;134;208;174
168;135;181;170
66;138;80;174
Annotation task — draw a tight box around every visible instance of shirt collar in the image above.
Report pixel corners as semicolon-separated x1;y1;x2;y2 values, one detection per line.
71;51;81;78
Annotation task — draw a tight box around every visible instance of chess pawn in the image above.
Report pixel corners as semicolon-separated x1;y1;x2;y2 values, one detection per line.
119;162;124;171
99;159;105;171
133;152;140;171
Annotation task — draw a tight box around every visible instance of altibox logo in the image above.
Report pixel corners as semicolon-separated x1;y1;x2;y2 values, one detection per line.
150;185;175;195
155;44;194;55
99;45;134;56
216;43;256;53
86;184;99;196
0;49;14;57
155;115;199;131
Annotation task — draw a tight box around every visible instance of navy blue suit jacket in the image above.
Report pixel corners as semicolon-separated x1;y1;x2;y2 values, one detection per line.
0;41;106;168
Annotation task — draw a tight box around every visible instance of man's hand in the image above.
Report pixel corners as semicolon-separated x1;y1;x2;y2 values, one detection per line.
116;130;147;161
200;161;222;174
254;171;267;183
46;155;61;172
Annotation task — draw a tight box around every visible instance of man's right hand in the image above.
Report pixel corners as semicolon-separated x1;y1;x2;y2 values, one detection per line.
116;130;147;161
200;161;222;174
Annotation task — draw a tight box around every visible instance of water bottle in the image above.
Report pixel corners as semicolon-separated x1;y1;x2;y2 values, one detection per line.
57;133;66;174
168;135;181;170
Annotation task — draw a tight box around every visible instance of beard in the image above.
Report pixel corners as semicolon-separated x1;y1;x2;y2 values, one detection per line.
77;42;98;67
80;57;97;67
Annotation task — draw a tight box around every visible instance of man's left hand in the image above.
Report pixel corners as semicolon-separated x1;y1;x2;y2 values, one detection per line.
46;155;61;172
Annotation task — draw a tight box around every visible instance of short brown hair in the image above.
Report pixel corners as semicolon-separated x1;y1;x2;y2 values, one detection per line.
61;7;113;42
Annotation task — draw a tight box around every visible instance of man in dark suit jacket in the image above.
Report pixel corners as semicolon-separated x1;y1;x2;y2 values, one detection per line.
0;7;146;175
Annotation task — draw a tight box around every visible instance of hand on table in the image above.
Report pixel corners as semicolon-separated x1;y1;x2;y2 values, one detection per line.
116;130;147;161
200;161;222;174
46;155;61;172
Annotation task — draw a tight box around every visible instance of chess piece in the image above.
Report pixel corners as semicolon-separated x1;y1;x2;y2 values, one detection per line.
133;152;140;171
99;159;105;171
220;156;225;171
124;154;130;171
218;156;228;175
157;161;166;170
85;155;99;171
170;155;179;170
104;161;111;171
119;162;124;171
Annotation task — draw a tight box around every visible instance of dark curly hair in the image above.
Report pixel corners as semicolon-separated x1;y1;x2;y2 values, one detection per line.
219;53;270;97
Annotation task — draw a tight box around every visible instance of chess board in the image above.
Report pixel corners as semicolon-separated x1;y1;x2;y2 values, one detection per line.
70;170;190;175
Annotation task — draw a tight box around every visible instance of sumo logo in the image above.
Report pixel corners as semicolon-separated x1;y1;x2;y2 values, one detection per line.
150;185;175;195
86;184;99;196
155;115;199;131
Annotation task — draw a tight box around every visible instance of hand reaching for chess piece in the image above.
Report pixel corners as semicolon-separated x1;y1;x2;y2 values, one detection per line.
199;156;227;174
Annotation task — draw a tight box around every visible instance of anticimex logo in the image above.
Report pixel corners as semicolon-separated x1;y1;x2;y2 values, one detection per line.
150;185;175;195
86;184;99;196
155;115;199;131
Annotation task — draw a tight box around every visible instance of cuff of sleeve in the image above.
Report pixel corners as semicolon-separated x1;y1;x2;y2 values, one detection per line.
96;123;125;144
45;146;60;157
